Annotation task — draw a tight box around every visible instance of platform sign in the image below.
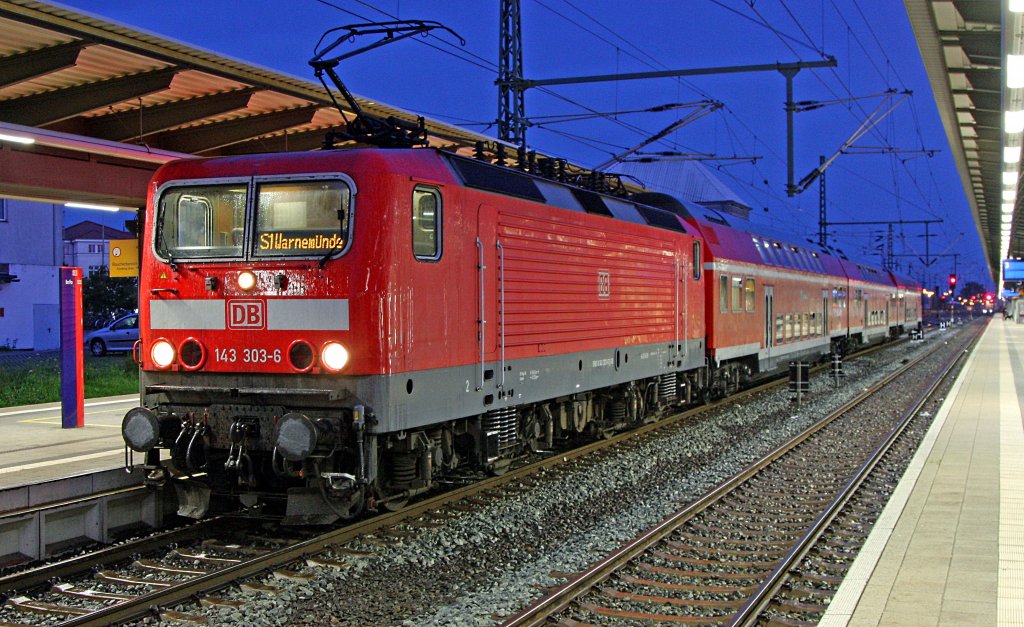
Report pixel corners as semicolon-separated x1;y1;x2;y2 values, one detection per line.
59;267;84;428
108;239;139;278
1003;259;1024;281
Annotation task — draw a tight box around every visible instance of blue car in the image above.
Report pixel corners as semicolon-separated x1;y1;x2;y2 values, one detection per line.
85;313;139;356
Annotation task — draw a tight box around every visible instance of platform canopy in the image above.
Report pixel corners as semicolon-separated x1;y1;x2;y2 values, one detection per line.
904;0;1008;283
0;0;500;210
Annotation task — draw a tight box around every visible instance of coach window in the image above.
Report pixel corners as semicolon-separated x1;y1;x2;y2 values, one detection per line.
744;278;755;312
720;275;729;312
731;276;743;312
693;242;701;280
412;186;442;260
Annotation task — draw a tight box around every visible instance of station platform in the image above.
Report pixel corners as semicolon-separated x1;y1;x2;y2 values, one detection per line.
822;316;1021;625
0;394;136;490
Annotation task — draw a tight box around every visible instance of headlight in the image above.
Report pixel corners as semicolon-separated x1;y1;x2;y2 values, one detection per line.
320;342;349;371
237;271;256;291
151;339;176;368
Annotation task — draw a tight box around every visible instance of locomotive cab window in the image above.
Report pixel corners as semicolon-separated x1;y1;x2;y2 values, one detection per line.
412;186;442;260
157;184;246;259
254;180;350;258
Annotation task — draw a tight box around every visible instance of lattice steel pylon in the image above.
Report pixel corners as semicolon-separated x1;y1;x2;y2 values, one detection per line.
498;0;526;148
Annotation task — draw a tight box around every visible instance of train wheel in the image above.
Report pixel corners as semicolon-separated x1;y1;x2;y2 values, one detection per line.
325;489;366;518
320;484;364;520
487;458;510;476
383;497;409;512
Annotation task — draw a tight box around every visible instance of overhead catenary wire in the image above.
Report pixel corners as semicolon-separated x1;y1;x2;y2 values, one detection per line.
319;0;966;279
748;1;954;243
315;0;695;159
533;0;806;187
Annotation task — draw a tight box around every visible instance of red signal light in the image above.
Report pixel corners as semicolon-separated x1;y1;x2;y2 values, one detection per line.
948;274;957;287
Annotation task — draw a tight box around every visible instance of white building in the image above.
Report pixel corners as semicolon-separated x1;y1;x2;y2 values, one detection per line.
63;220;133;276
0;199;63;351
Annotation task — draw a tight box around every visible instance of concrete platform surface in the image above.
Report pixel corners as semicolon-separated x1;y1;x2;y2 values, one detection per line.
822;317;1022;625
0;394;137;489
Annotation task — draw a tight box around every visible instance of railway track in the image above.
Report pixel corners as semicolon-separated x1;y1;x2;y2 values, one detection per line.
0;330;959;625
501;324;979;626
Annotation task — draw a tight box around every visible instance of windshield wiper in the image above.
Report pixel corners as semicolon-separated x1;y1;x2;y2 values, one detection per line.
318;220;348;269
157;228;179;273
317;241;344;269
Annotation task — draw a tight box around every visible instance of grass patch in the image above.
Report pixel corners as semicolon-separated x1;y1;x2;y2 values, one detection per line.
0;354;139;408
85;355;140;399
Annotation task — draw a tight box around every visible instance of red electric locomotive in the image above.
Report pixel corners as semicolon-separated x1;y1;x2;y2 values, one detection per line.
121;148;709;523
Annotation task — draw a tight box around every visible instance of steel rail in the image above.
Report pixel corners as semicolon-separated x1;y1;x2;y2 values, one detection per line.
0;517;228;595
59;396;746;625
57;344;829;625
500;327;973;627
728;327;981;625
25;336;901;625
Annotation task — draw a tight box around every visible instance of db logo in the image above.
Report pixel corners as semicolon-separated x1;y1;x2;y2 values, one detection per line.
597;270;611;299
227;299;265;329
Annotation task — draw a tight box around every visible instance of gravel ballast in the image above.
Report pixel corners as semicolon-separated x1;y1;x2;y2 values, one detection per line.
147;325;972;626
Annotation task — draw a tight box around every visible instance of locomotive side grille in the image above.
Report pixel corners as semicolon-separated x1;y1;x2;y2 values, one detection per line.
483;407;518;450
658;373;678;402
495;211;678;347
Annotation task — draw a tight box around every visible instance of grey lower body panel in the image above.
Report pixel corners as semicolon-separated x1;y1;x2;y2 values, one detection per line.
142;338;706;435
756;337;831;374
375;337;706;432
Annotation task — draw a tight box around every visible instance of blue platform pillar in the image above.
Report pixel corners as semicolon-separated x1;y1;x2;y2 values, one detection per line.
59;267;84;428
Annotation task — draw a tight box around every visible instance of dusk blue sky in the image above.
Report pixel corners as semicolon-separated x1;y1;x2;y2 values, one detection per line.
58;0;988;290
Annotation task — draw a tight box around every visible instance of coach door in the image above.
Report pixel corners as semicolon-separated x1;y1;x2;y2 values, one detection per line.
764;286;774;359
822;289;829;338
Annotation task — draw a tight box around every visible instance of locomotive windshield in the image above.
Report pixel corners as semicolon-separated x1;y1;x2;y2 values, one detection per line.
157;184;246;259
155;179;350;260
253;181;349;258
